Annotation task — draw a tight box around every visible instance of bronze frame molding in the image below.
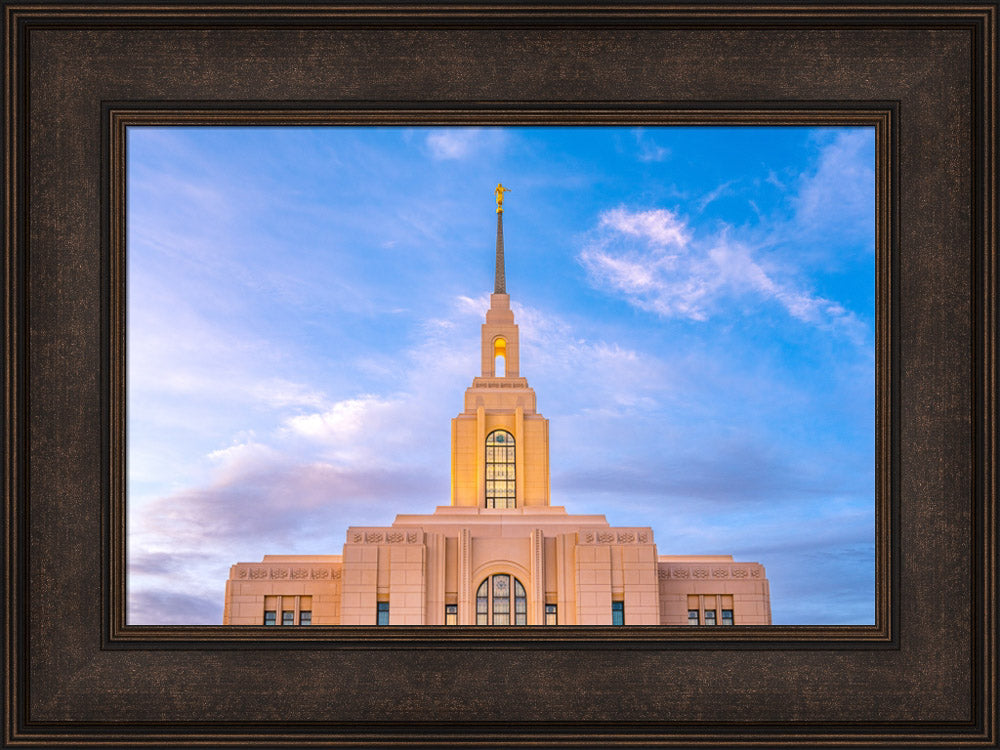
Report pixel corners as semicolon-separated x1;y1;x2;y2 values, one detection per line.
5;3;996;747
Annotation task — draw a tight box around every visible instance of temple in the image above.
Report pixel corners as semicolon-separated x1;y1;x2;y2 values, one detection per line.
223;185;771;627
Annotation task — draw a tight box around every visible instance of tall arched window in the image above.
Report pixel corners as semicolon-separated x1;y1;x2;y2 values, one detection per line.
475;574;527;625
493;337;506;377
485;430;515;508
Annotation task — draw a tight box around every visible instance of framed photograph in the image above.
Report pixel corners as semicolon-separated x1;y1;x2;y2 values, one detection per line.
124;124;878;633
4;3;995;747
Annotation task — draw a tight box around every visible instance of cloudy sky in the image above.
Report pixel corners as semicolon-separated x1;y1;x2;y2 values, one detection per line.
127;126;875;625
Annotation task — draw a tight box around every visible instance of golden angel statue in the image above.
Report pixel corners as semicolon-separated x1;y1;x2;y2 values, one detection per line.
494;183;510;212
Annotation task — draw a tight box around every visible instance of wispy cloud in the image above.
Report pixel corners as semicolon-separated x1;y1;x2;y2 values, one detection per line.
580;205;864;340
633;128;671;162
129;590;222;626
696;180;736;212
425;128;505;160
792;129;875;244
128;454;446;624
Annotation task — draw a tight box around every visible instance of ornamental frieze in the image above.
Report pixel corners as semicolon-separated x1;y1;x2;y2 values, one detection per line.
347;528;422;544
579;529;652;544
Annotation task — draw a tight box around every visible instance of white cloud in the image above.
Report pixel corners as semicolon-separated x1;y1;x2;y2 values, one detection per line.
792;129;876;245
599;207;690;249
581;206;864;337
425;128;505;160
281;395;425;467
633;128;670;162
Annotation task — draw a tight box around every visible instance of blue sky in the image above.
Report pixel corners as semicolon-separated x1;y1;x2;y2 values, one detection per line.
127;126;875;625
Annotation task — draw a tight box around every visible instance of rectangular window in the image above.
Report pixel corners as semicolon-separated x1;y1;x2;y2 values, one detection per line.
299;610;312;626
688;609;700;625
264;610;276;626
545;603;557;625
281;610;294;626
704;609;717;626
611;600;624;625
445;604;457;625
721;609;734;625
376;601;390;626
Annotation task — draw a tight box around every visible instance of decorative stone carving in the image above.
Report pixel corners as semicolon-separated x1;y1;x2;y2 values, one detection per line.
365;532;384;544
387;531;404;544
693;568;709;579
236;567;248;579
406;531;418;543
657;568;669;580
331;569;341;579
672;568;690;579
732;568;748;578
291;568;309;579
270;567;289;579
617;532;635;544
638;531;649;544
249;568;268;580
751;568;762;578
311;568;330;579
351;531;363;543
712;568;729;578
597;531;614;544
582;531;595;543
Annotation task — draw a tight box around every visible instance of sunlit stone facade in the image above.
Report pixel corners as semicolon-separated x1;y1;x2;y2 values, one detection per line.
223;196;771;627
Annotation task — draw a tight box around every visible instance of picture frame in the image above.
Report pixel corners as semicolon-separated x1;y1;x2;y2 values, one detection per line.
4;3;995;746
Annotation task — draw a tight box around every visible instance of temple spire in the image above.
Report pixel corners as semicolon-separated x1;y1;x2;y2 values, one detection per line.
493;183;509;294
495;211;506;294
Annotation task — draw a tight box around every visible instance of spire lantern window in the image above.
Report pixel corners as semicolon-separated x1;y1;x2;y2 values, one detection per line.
493;337;507;377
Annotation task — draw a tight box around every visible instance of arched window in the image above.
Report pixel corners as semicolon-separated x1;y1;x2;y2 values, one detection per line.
493;337;506;377
475;574;527;625
485;429;515;508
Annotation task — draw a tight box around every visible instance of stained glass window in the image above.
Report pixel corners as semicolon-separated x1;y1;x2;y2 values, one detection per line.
514;579;527;625
474;574;527;625
485;430;516;508
492;574;510;625
476;579;489;625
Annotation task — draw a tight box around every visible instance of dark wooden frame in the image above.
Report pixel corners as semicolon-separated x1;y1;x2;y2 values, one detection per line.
3;3;995;747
